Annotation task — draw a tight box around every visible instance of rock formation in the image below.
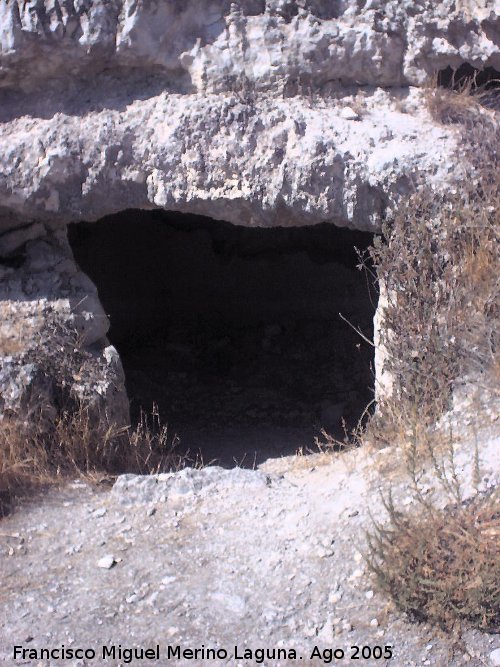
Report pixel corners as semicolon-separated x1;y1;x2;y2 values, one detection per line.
0;0;498;430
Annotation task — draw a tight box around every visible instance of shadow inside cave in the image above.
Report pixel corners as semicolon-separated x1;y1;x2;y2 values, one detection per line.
69;210;378;467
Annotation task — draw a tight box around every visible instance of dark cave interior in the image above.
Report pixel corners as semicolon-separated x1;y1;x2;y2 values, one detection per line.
69;210;377;467
437;64;500;90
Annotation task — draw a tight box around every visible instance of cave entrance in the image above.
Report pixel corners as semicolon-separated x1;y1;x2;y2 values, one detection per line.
437;64;500;90
69;211;377;467
437;64;500;110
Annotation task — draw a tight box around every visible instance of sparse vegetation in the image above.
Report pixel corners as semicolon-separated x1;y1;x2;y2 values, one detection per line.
0;314;183;515
424;69;499;125
370;80;499;434
364;72;499;632
366;488;500;632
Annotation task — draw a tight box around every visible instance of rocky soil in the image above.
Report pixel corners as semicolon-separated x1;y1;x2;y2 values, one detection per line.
1;423;499;667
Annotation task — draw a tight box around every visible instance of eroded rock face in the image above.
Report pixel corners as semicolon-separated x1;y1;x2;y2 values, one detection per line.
0;0;498;231
0;223;129;428
1;0;497;92
0;90;458;231
0;0;498;431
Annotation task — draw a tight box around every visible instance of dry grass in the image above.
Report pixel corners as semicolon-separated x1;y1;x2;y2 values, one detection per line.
0;400;184;515
424;70;499;125
366;489;500;632
369;107;499;437
0;313;186;515
362;74;499;632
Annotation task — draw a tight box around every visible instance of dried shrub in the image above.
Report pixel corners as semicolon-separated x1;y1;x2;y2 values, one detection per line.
0;314;184;514
370;107;499;431
0;405;122;490
127;405;185;474
363;77;499;633
0;404;184;516
424;70;499;125
366;489;500;632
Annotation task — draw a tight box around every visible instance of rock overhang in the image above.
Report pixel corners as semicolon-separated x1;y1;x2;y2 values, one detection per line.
0;0;498;233
0;90;457;232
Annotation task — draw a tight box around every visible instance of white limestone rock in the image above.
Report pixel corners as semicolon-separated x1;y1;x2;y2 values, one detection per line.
0;227;129;428
0;91;457;232
0;0;497;421
112;467;272;505
0;1;497;232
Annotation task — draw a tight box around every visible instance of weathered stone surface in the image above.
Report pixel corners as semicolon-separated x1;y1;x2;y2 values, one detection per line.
0;0;498;423
0;0;497;231
1;0;497;92
112;467;270;505
0;89;456;232
0;224;129;427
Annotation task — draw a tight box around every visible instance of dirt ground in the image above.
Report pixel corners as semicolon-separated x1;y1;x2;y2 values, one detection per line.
1;424;499;667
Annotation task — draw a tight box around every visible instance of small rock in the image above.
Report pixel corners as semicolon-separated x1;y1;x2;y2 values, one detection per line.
146;591;159;606
316;546;334;558
489;648;500;666
340;106;359;120
321;536;335;549
92;508;107;518
365;590;374;599
97;555;116;569
370;618;379;627
66;544;82;555
161;575;177;586
329;590;343;604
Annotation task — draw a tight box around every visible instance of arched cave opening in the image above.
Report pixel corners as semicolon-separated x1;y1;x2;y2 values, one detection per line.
69;210;377;467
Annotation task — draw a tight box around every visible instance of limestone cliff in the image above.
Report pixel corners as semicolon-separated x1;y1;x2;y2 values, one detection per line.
0;0;498;428
0;0;497;230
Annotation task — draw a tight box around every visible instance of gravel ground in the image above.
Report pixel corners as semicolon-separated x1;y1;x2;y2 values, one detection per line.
1;426;499;667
